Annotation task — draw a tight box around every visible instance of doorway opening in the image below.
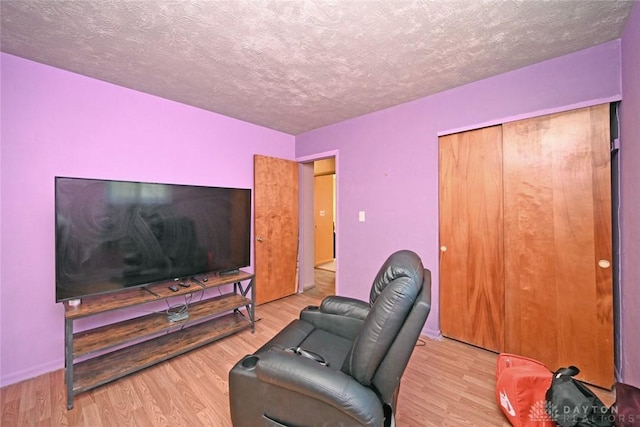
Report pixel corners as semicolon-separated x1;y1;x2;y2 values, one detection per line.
298;154;337;299
313;158;336;270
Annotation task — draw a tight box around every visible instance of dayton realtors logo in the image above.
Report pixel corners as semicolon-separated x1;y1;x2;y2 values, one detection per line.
528;400;557;422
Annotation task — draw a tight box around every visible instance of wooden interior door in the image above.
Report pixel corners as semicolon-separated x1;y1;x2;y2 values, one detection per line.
439;125;505;352
503;104;613;387
314;174;334;266
254;155;299;305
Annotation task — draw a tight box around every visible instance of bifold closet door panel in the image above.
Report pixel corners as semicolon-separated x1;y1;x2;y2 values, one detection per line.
439;125;505;352
502;104;613;387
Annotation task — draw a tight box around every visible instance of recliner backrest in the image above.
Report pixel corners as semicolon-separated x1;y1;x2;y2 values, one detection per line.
371;274;431;410
342;250;425;386
369;250;423;305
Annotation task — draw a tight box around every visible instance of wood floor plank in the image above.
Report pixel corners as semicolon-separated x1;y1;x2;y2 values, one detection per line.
1;394;19;426
1;269;613;426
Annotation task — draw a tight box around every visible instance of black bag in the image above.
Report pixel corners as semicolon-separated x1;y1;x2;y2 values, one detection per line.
545;366;613;427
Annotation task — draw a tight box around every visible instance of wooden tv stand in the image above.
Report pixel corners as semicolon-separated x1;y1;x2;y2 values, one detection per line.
62;271;255;410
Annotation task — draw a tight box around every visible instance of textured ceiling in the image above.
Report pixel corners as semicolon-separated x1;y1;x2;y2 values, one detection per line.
0;0;635;135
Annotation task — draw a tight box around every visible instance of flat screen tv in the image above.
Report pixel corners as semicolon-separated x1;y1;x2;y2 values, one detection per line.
55;177;251;302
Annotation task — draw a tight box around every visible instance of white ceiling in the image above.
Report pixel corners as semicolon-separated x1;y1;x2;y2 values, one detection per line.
1;0;635;135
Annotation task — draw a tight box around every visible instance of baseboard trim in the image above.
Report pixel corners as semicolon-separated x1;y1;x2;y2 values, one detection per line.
0;358;63;388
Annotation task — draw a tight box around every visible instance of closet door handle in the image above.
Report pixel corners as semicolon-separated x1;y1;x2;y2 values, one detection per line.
598;259;611;269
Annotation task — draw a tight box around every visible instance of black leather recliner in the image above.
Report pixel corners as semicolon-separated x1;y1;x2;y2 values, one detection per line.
229;250;432;427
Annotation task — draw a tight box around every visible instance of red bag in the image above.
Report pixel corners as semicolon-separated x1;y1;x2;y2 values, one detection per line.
495;353;554;426
613;382;640;426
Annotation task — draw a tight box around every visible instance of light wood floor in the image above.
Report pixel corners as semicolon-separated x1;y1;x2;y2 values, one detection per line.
1;269;613;426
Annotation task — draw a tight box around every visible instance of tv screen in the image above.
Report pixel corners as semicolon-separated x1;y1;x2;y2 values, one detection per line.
55;177;251;302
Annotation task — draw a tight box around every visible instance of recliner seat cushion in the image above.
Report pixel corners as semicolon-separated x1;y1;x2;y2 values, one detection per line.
256;319;355;370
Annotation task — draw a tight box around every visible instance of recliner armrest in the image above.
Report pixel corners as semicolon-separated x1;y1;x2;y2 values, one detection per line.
256;348;385;426
299;296;370;340
319;296;370;320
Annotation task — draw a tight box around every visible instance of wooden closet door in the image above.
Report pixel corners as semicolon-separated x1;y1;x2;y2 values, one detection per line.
503;104;613;387
439;126;505;352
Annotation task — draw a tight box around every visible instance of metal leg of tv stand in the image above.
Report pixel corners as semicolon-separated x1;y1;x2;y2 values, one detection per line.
64;318;74;409
249;276;255;332
235;276;256;333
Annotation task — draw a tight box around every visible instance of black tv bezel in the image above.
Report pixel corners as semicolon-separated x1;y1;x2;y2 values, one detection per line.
54;176;252;303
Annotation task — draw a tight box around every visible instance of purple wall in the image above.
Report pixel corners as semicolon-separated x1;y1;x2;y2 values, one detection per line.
620;1;640;388
0;53;295;386
296;41;623;346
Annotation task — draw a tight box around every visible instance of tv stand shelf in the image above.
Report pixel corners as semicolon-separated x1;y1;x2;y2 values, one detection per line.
63;271;255;410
